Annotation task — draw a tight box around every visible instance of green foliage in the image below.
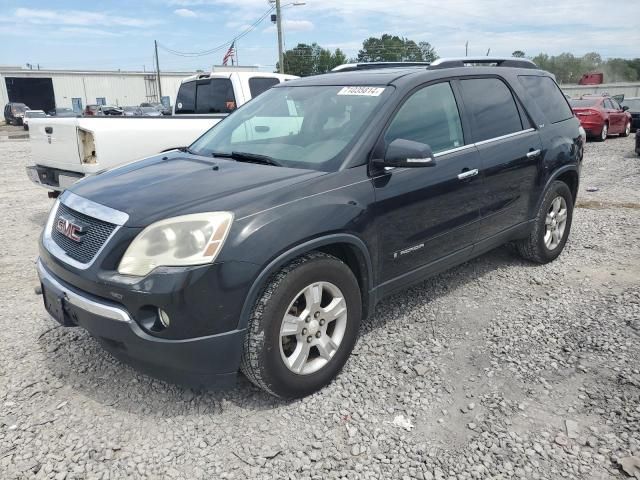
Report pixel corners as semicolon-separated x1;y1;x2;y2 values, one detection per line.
512;50;525;58
277;43;347;77
531;51;639;83
356;34;438;63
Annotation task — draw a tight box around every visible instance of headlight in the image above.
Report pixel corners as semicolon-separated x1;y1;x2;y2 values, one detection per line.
117;212;233;276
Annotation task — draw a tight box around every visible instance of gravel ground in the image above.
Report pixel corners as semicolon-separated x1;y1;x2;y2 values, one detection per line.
0;124;639;480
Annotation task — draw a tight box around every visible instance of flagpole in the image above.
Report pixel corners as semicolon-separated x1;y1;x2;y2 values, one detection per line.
236;40;239;66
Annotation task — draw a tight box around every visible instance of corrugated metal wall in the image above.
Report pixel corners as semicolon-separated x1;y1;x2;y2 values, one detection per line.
0;71;189;110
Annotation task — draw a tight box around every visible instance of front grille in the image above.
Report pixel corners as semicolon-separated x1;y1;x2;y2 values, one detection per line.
51;203;117;264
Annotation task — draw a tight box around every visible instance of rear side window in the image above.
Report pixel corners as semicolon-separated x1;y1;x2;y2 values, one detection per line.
519;75;574;124
249;77;280;98
196;79;237;114
384;82;464;154
175;81;196;114
175;79;237;114
459;78;523;142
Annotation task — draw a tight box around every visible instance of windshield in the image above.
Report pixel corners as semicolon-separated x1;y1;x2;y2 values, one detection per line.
12;104;28;113
569;98;600;108
190;85;389;171
622;99;640;110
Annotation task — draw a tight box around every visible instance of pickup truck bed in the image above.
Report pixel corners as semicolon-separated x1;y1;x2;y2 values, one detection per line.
26;115;222;191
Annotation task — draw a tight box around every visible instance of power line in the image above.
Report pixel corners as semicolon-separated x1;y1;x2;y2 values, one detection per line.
158;7;274;58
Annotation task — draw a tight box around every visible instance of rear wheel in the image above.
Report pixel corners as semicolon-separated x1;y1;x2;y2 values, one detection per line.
621;121;631;137
517;181;573;264
241;252;361;398
597;122;608;142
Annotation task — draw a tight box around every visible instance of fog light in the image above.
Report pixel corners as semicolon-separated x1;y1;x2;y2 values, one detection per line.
158;308;171;328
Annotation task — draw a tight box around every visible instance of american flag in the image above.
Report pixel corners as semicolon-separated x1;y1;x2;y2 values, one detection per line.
222;42;235;66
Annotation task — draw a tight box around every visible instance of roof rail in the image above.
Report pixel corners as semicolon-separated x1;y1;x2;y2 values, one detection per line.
331;62;431;72
428;57;537;70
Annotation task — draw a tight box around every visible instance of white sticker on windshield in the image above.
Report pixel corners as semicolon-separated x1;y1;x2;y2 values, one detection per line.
337;86;385;97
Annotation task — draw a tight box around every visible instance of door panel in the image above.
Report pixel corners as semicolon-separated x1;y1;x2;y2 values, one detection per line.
475;130;543;238
371;81;481;283
457;76;542;241
373;147;482;282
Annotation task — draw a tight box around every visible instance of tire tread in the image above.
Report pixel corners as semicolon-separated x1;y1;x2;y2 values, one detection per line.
240;251;340;397
516;180;573;264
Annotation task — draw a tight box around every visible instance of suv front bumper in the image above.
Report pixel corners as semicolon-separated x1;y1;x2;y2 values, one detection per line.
37;259;245;387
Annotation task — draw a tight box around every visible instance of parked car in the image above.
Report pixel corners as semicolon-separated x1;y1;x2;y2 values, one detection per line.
139;106;162;117
83;105;100;116
569;96;632;141
100;105;123;116
141;102;171;115
636;130;640;156
122;106;142;117
621;97;640;132
26;71;297;194
48;107;77;117
23;109;47;130
36;58;583;398
4;102;29;125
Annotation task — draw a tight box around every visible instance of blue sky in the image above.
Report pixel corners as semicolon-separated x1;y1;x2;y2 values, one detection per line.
1;0;638;72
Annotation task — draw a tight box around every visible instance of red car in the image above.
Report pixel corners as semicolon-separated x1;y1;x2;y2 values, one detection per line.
569;96;632;141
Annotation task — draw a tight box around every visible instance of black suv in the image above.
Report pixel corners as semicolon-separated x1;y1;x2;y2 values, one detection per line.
37;58;583;398
4;102;29;126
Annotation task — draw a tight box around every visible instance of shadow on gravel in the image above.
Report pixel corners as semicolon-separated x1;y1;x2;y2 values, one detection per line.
364;243;539;333
35;243;537;415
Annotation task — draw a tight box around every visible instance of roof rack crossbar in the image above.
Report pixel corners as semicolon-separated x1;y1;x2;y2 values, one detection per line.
428;57;537;70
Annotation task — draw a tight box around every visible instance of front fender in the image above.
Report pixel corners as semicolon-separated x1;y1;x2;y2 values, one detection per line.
236;233;374;330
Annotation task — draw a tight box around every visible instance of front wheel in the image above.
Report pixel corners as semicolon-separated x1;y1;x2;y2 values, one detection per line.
241;252;362;398
621;121;631;137
517;181;573;264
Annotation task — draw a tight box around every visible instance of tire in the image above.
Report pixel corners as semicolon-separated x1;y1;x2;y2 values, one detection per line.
621;121;631;137
516;181;573;264
596;122;608;142
241;251;362;398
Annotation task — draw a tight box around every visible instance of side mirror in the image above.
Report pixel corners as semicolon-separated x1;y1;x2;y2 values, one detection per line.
379;139;437;168
622;105;629;112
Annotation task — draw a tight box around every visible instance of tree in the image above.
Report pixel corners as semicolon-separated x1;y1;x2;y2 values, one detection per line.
278;43;347;76
512;50;525;58
530;51;639;83
356;34;438;63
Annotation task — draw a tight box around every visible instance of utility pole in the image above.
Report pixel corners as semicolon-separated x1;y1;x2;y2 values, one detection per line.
276;0;285;73
154;40;163;103
465;41;468;57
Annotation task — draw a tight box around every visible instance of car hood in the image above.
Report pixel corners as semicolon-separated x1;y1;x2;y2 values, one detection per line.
69;151;326;227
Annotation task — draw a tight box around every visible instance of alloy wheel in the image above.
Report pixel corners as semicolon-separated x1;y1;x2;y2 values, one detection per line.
601;124;608;140
544;196;568;250
625;122;631;136
279;281;348;375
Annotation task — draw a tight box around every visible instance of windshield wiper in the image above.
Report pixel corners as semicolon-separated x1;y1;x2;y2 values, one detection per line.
210;151;282;167
177;146;198;155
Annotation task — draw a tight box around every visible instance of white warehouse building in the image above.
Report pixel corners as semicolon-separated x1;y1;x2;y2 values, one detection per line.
0;66;196;113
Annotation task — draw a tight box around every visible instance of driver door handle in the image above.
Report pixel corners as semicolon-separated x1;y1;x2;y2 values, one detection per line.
457;168;478;180
526;149;541;158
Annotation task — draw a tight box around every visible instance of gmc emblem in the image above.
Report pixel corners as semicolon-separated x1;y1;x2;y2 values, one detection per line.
55;215;86;242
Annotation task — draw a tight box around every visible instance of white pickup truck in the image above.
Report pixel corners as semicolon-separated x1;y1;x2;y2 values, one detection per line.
26;71;296;194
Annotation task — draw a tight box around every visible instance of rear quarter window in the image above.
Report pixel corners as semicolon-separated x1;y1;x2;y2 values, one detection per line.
518;75;573;124
249;77;280;98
